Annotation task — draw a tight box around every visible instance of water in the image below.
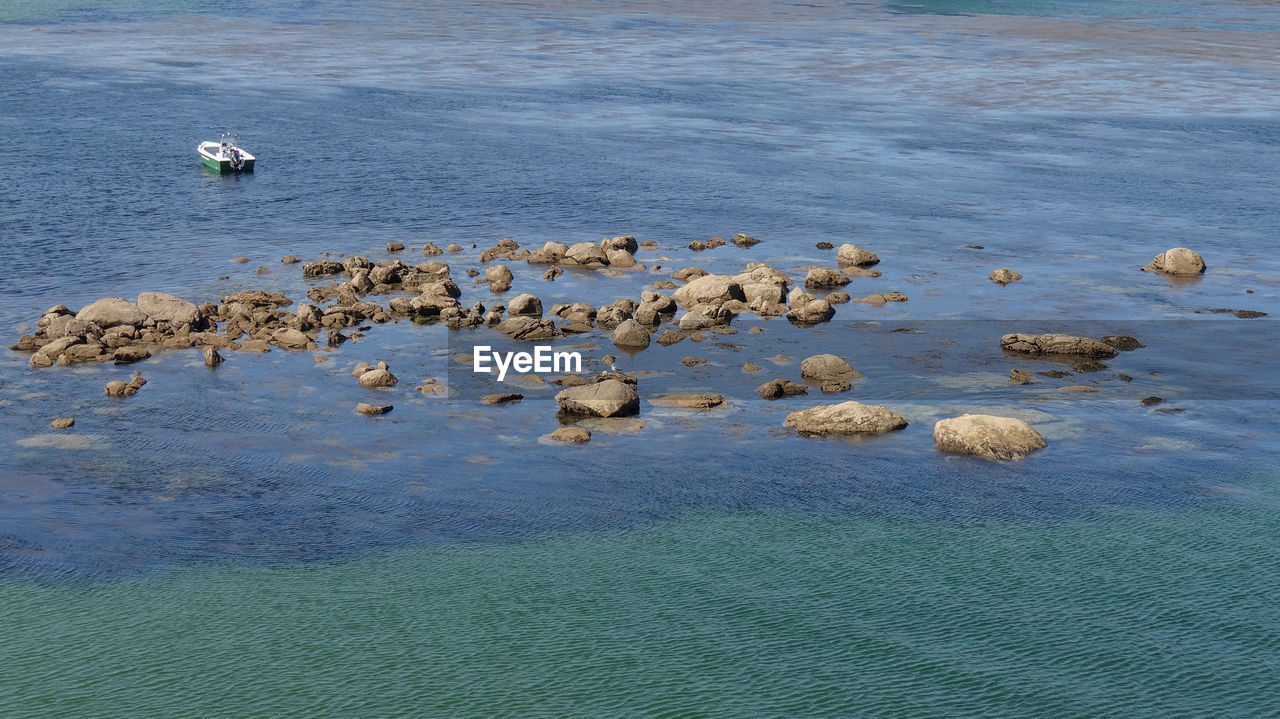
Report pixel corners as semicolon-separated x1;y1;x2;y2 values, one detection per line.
2;1;1279;715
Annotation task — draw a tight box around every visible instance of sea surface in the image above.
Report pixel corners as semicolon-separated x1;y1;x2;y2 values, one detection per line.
1;0;1279;716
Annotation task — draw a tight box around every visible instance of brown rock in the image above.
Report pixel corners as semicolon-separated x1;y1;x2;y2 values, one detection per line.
756;379;808;399
804;267;851;289
546;427;592;443
681;356;708;367
836;244;880;266
989;268;1023;285
357;403;393;415
933;414;1046;460
113;346;151;365
1008;369;1034;385
204;347;224;367
1141;247;1205;275
555;379;639;417
482;393;524;405
800;354;860;380
784;401;908;436
50;417;75;429
653;394;724;410
1000;333;1118;358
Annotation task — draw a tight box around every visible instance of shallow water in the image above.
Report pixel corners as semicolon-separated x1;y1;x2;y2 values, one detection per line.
2;0;1279;714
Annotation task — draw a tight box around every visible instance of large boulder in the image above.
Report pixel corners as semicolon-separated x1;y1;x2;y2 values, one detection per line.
784;401;908;436
836;244;880;267
1142;248;1205;275
555;379;639;417
485;265;513;292
138;292;201;326
507;293;543;317
602;235;639;253
357;364;399;388
799;354;861;380
933;414;1046;460
1000;333;1119;358
76;298;148;328
672;274;746;307
611;319;651;349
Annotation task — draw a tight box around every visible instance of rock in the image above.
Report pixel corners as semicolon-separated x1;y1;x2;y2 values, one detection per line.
1000;333;1119;358
112;346;151;365
357;365;399;388
386;242;405;252
672;274;745;307
232;257;250;263
784;401;908;436
989;268;1022;285
555;375;587;387
756;379;808;399
508;293;543;317
1236;310;1268;318
271;328;311;350
138;292;202;326
542;267;562;281
606;249;637;267
564;242;609;266
743;362;763;372
357;403;393;415
731;233;760;248
50;417;75;429
933;414;1046;460
1140;396;1165;407
677;303;733;331
495;316;558;341
670;267;708;283
76;298;149;328
602;235;638;253
815;242;835;250
446;244;464;253
804;267;851;288
282;255;302;264
1101;335;1144;350
1008;369;1034;385
204;347;224;367
482;393;524;405
485;264;513;292
827;292;851;304
651;280;678;290
855;292;908;305
656;330;686;346
611;319;651;349
421;242;443;256
688;240;708;252
104;380;140;398
836;244;880;267
820;380;851;394
1037;370;1071;378
303;260;345;278
1062;385;1098;392
1142;247;1205;275
546;427;592;443
786;299;835;325
555;379;639;417
1072;360;1107;372
681;356;708;367
653;394;724;410
799;354;861;380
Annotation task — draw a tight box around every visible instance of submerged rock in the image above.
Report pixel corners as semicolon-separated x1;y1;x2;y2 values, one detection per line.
546;427;592;443
652;394;724;410
933;414;1046;460
1000;333;1119;358
784;401;908;437
482;393;524;405
1008;369;1034;385
357;403;393;415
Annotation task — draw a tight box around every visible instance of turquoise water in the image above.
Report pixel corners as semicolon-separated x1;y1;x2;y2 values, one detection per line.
5;501;1279;717
3;0;1280;715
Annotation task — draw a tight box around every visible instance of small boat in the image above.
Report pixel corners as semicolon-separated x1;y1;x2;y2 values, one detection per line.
198;132;255;173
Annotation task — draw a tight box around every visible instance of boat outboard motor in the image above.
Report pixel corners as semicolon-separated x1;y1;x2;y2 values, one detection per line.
228;147;244;171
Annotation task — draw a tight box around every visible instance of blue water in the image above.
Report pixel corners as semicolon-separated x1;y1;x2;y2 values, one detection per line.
2;1;1279;715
